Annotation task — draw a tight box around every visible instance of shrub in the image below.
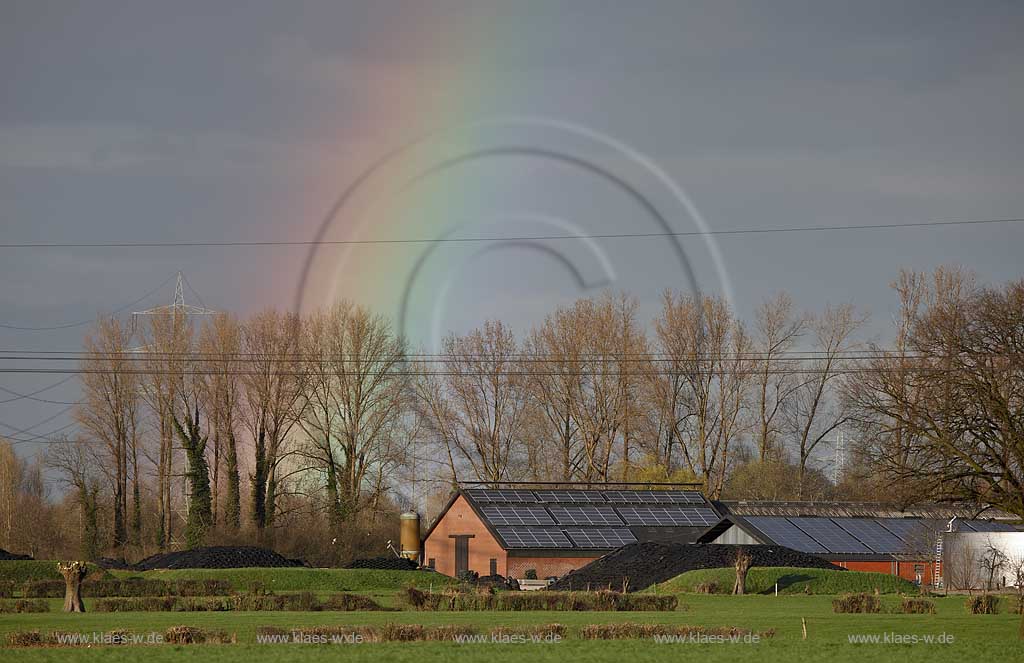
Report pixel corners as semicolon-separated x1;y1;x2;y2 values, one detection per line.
402;589;678;612
6;630;45;647
0;599;50;613
164;626;233;644
0;580;15;598
490;624;566;640
404;586;427;608
524;569;538;580
900;598;936;614
832;592;882;613
694;581;719;594
966;594;1000;615
580;623;772;640
23;580;64;598
95;597;177;612
320;593;385;611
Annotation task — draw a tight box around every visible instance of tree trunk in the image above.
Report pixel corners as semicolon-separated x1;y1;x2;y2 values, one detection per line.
733;549;752;595
58;561;88;613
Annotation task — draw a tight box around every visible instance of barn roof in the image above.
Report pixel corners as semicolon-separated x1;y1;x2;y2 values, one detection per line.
707;502;1020;559
424;486;724;553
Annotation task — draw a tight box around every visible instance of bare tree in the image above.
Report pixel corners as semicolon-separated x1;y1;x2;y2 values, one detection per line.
786;304;864;496
139;311;190;548
241;310;307;534
654;292;750;497
198;313;243;531
75;317;141;549
299;302;409;532
417;320;530;483
751;293;806;461
45;436;103;559
849;270;1024;518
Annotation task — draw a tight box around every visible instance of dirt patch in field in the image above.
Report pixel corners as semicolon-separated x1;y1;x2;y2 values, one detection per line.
548;542;842;592
133;546;307;570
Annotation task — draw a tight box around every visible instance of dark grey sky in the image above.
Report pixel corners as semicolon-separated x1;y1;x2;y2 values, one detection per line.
2;1;1022;458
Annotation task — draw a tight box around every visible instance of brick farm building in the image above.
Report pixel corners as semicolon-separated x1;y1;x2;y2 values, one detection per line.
419;484;1019;585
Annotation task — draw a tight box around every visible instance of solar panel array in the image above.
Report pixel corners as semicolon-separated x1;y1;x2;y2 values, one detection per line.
479;505;554;526
533;490;608;503
603;490;705;504
743;516;1018;555
788;517;872;554
745;516;828;553
495;527;573;548
616;506;719;526
565;528;638;548
832;518;906;554
549;505;624;526
465;488;716;550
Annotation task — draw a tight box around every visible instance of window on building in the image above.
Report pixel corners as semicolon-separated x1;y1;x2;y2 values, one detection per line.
913;564;925;574
428;558;436;569
489;558;497;576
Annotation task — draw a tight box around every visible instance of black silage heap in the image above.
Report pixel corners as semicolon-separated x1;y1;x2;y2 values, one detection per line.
133;546;307;570
346;556;419;571
548;542;843;592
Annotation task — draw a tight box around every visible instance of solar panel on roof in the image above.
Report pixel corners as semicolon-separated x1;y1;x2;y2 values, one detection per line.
465;489;537;503
603;490;706;505
565;528;638;548
964;520;1017;532
615;506;718;526
788;517;872;554
832;518;906;554
875;518;938;544
480;505;554;526
534;490;607;503
549;505;624;526
744;516;828;553
495;527;573;548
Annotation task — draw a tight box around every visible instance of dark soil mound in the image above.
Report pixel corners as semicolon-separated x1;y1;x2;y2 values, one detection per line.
548;542;842;592
134;546;307;570
346;556;419;571
0;548;33;561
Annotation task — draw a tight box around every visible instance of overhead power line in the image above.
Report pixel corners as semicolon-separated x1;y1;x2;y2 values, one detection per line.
0;273;177;331
0;217;1021;249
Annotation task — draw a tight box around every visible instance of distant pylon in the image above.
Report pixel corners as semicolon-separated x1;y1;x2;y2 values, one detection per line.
131;271;217;333
832;428;846;485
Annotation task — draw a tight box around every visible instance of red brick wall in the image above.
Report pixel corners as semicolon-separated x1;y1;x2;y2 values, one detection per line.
832;559;938;584
507;556;600;581
422;495;507;577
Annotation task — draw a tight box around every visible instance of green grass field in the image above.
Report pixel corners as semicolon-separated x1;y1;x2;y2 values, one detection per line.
650;567;918;595
3;562;1023;661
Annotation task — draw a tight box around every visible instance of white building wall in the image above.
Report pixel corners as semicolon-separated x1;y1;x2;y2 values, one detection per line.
943;532;1024;589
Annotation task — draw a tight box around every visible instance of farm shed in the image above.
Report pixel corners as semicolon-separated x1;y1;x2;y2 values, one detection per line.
421;487;1020;585
705;501;1020;586
420;485;720;579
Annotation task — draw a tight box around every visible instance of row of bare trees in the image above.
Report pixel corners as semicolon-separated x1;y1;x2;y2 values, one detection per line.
25;267;1023;561
415;291;865;499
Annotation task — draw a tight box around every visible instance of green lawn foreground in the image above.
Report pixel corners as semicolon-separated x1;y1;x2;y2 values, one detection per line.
2;594;1023;662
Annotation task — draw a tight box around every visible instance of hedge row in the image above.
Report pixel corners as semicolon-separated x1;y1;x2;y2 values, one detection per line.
0;599;50;613
22;578;233;598
94;592;386;612
402;588;679;611
7;626;234;647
